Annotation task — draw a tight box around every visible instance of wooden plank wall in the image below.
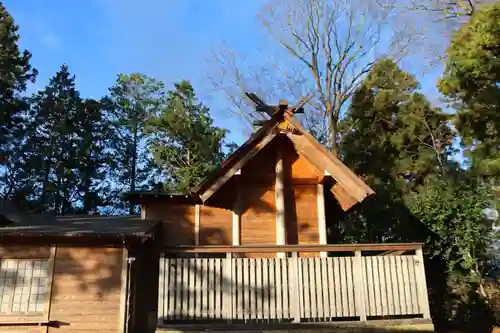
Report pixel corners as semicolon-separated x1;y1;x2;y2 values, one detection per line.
158;254;425;325
145;203;196;246
146;135;326;255
0;246;124;333
287;144;321;257
47;247;124;333
240;142;277;253
199;206;232;246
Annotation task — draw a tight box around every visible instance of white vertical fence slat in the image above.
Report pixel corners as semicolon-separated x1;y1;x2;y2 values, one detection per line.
269;258;276;320
282;258;289;319
408;255;419;314
157;254;165;324
157;251;429;324
346;257;355;317
321;258;329;321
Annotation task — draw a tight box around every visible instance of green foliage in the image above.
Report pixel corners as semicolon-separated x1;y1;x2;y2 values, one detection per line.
342;59;453;191
337;59;454;243
439;2;500;176
148;81;232;192
107;73;165;213
0;2;37;162
406;177;495;279
3;65;111;214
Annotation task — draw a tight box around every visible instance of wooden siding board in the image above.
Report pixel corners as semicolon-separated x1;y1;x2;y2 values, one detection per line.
199;206;232;246
47;246;123;333
0;246;50;259
146;203;196;246
240;186;276;248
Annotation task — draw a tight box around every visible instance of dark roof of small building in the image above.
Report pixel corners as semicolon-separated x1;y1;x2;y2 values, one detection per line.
0;201;159;238
123;191;200;205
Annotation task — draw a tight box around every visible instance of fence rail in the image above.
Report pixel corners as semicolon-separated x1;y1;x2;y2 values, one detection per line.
157;244;430;326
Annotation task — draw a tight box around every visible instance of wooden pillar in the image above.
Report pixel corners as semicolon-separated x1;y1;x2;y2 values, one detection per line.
140;204;146;220
317;183;327;257
194;204;200;245
275;148;286;258
232;171;241;246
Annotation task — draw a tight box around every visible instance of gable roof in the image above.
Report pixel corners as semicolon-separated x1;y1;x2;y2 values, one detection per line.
0;201;159;239
193;109;375;211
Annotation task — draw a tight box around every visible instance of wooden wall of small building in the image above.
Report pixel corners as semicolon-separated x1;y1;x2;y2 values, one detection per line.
48;246;124;333
0;244;124;333
142;136;323;255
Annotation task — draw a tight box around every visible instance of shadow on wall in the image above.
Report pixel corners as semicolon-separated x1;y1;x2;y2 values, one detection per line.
0;245;123;301
51;246;123;300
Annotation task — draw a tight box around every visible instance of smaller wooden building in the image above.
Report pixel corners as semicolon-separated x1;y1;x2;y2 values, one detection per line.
0;201;159;333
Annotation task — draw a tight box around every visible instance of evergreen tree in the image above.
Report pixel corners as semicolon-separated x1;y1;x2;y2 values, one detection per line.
338;59;453;242
107;73;165;214
0;2;37;163
73;98;113;214
439;2;500;178
148;81;231;192
342;59;453;193
19;65;82;214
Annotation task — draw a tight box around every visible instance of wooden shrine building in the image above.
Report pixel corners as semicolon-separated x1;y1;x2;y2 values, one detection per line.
0;96;434;333
126;96;434;332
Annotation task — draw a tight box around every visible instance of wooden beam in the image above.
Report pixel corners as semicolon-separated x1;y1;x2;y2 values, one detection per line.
161;243;424;254
379;250;406;256
232;173;241;246
140;204;146;219
275;148;286;258
200;131;278;202
317;183;327;258
253;120;268;127
284;112;374;197
195;204;200;245
119;247;129;333
44;245;56;324
287;132;371;210
245;92;275;116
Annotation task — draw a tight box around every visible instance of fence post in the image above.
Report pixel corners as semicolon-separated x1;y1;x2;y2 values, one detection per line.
157;254;165;326
415;247;431;319
224;253;233;323
354;251;367;321
291;252;302;323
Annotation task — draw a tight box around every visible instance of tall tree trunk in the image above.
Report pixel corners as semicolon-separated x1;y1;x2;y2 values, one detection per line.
328;112;339;156
41;160;50;212
129;127;138;215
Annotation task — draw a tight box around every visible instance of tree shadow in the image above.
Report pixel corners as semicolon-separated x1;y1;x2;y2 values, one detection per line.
0;242;124;331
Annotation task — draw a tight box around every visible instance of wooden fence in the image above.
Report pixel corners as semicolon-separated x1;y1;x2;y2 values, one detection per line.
157;244;430;326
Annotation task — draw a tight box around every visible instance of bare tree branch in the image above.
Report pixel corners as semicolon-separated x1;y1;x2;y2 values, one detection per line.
209;0;415;154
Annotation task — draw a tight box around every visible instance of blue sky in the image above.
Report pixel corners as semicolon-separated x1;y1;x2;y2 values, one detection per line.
5;0;444;145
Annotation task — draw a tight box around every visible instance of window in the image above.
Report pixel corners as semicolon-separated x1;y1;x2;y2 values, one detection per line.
0;259;49;314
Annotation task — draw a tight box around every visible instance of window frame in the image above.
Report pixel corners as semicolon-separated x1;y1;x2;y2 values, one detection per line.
0;245;56;324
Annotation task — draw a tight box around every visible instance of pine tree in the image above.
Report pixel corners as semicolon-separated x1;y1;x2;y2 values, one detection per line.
342;59;453;192
73;99;113;214
338;59;453;242
107;73;165;214
439;2;500;178
0;2;37;164
148;81;231;192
